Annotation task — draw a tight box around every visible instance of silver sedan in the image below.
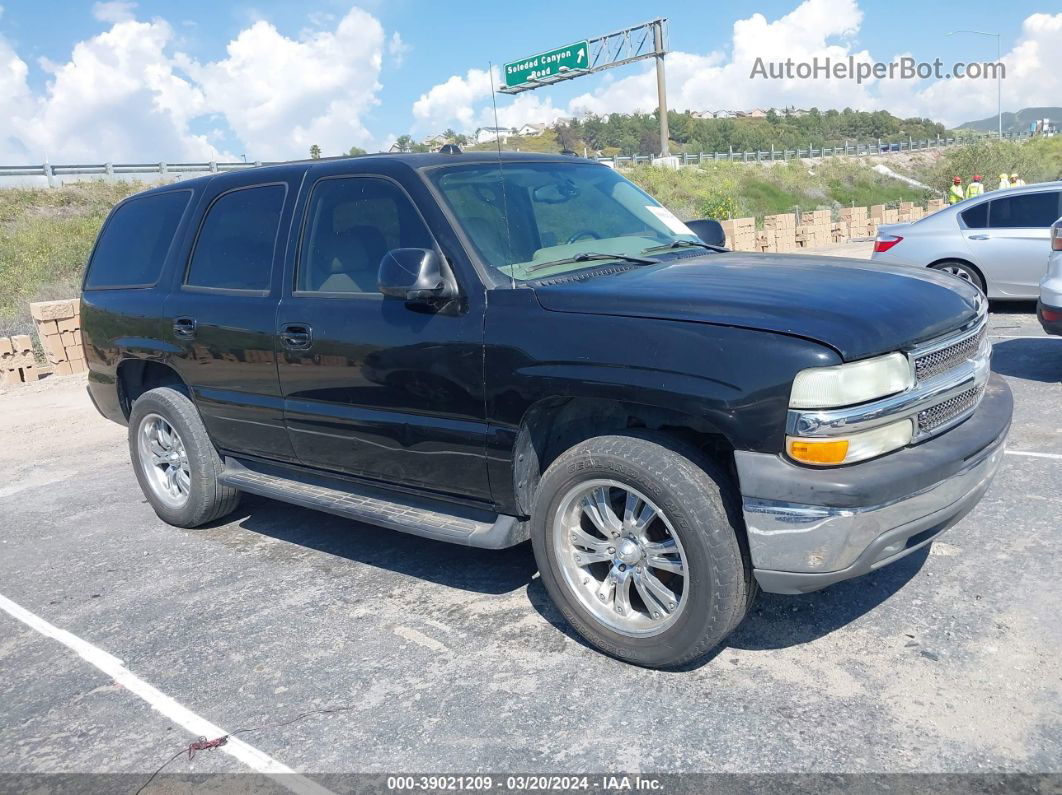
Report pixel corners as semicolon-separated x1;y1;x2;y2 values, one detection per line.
871;183;1062;299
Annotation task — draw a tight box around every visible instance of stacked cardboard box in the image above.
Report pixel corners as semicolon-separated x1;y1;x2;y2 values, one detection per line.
762;214;798;252
720;217;756;251
0;335;48;385
926;199;946;214
838;206;870;239
30;299;85;375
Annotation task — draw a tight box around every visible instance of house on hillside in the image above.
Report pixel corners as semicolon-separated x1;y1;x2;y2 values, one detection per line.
516;123;547;136
423;134;451;148
744;108;768;118
475;126;514;144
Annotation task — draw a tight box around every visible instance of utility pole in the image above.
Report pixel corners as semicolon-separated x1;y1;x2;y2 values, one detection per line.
653;19;669;157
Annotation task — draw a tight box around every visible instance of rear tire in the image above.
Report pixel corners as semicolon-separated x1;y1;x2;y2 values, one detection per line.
530;433;754;668
128;387;240;528
929;260;985;294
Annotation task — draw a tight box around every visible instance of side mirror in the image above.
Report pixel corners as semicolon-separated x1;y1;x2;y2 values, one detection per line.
378;248;457;303
686;219;726;248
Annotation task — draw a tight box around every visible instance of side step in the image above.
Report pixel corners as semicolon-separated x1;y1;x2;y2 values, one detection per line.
219;457;528;549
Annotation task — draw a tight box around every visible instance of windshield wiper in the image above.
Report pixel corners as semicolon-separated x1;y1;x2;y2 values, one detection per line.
524;251;659;275
642;239;728;254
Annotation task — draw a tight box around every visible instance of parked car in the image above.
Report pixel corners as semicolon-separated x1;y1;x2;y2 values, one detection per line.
1039;218;1062;335
871;183;1062;298
81;153;1011;668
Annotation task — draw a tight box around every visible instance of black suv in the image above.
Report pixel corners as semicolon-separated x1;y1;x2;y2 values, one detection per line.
82;153;1011;667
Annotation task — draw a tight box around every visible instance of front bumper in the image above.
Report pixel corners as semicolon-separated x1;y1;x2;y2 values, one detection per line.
736;374;1012;594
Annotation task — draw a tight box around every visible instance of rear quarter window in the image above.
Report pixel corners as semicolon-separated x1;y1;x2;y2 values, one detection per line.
84;190;191;289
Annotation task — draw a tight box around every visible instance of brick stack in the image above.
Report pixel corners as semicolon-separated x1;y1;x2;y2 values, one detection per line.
30;299;85;376
0;335;47;385
926;199;946;214
720;217;756;251
763;214;798;252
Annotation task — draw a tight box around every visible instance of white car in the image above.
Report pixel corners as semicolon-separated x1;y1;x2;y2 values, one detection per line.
871;183;1062;299
1040;218;1062;335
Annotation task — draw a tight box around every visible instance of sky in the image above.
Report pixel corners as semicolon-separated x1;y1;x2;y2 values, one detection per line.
0;0;1060;163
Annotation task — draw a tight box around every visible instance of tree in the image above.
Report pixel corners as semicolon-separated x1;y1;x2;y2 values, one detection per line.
309;144;322;160
443;128;458;142
347;146;367;156
394;135;414;152
453;133;468;147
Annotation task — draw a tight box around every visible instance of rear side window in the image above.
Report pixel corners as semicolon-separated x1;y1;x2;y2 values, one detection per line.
988;192;1061;229
960;202;989;230
85;191;190;289
185;184;286;291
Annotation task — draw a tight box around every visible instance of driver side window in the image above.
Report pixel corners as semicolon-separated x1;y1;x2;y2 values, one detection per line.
297;177;434;294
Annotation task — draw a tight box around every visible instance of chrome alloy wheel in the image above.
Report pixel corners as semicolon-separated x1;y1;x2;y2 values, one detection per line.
137;413;191;508
941;264;974;283
552;480;689;637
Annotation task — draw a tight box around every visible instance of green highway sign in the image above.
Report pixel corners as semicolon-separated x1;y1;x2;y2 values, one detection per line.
504;41;589;88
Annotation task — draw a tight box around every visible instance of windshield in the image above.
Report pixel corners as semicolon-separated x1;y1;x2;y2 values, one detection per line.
429;161;701;281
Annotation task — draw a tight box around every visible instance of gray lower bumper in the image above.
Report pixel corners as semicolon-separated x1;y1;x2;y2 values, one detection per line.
737;374;1012;594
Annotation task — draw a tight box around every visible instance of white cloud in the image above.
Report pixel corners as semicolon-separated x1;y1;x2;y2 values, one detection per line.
388;32;410;67
177;7;385;159
92;1;137;24
0;5;391;162
412;0;1062;133
411;67;494;132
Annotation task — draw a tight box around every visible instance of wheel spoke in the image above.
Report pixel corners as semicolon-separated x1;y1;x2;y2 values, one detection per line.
613;569;633;616
175;467;191;494
595;567;617;605
569;525;612;553
635;569;679;614
581;488;621;538
646;554;684;575
165;465;178;495
643;537;677;556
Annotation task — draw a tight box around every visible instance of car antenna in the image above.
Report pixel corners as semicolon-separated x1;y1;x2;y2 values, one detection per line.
488;62;516;289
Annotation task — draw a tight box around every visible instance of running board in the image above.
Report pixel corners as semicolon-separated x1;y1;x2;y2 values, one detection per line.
219;457;527;549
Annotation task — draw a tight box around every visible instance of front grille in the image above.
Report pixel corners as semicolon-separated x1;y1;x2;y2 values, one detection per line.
913;326;986;382
917;385;983;434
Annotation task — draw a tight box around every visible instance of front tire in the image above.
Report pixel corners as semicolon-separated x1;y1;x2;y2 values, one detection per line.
531;434;754;668
128;387;240;528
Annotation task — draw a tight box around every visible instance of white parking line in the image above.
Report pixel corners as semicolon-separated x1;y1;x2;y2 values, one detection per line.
1006;450;1062;460
0;592;333;795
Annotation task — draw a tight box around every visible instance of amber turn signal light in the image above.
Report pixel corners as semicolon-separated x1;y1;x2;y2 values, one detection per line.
787;438;850;465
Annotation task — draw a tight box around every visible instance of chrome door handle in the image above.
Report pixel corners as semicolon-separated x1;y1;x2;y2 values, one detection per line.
968;234;990;240
172;317;197;339
280;324;313;350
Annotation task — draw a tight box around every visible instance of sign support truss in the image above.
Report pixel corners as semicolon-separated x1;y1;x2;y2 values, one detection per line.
498;18;670;155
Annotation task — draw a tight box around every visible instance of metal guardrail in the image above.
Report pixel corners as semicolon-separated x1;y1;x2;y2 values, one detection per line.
0;131;1037;185
0;160;276;185
596;131;1035;167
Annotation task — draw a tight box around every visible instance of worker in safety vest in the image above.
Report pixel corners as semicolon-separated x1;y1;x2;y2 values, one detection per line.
997;173;1009;190
966;175;985;198
1010;173;1026;187
949;176;965;204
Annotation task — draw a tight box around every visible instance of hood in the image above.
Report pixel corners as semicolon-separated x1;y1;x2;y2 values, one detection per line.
532;252;982;361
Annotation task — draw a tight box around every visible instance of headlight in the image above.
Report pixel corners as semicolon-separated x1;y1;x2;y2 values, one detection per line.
790;352;913;409
787;419;913;466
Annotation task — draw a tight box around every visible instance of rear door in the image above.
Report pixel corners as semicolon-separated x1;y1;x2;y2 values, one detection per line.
275;165;491;501
964;190;1061;297
164;170;304;461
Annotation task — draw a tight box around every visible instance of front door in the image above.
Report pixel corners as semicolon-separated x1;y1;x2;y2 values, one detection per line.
964;190;1061;298
165;173;303;461
275;173;491;501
